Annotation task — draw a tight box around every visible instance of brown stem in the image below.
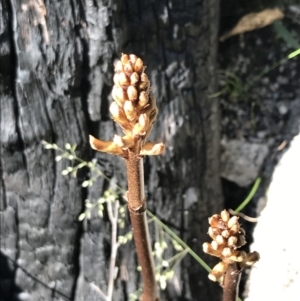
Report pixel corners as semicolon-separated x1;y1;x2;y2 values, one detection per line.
125;150;157;301
222;263;242;301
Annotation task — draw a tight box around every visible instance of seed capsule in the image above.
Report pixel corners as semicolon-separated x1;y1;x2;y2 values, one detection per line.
211;240;219;251
220;210;230;222
222;247;232;257
121;54;130;65
227;236;238;247
221;230;230;238
216;235;225;245
229;224;239;234
130;72;139;85
115;60;123;72
109;102;128;124
113;74;121;86
208;215;220;227
127;86;138;101
139;73;149;89
208;227;218;239
134;58;143;72
228;216;239;229
124;61;133;73
132;114;149;136
112;86;127;106
129;54;138;65
124;100;137;121
118;72;130;86
138;91;149;107
209;262;228;282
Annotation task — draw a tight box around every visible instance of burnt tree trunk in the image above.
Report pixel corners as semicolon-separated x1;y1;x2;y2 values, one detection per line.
0;0;222;300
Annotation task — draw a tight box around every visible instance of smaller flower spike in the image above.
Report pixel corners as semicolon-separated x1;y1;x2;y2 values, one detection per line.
203;210;260;282
89;54;164;158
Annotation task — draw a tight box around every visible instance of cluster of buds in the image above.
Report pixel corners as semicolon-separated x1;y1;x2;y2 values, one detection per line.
89;54;164;157
203;210;260;282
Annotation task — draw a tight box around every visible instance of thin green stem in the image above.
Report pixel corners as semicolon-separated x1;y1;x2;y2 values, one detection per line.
234;177;261;213
245;48;300;91
155;249;188;271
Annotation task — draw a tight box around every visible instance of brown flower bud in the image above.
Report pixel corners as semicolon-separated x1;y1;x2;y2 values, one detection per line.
202;242;222;258
208;215;220;227
115;60;123;72
124;61;134;73
139;73;149;89
211;240;219;251
216;235;225;245
138;113;149;127
208;226;219;239
222;247;232;257
133;124;146;136
132;114;149;136
113;74;121;87
121;54;130;65
209;262;228;282
138;91;149;108
109;102;130;126
130;72;139;85
124;100;137;121
227;236;238;247
220;210;230;222
221;229;230;238
118;72;130;86
127;86;138;101
134;58;144;72
129;54;138;65
112;86;127;106
229;224;239;234
228;216;239;229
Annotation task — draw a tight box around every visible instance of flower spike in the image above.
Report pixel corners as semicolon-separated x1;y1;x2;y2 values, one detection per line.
89;54;165;157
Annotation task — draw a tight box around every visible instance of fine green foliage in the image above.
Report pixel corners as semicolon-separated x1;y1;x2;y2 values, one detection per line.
210;46;300;100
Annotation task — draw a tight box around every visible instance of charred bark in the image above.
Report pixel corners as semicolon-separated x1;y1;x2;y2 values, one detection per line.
0;0;222;300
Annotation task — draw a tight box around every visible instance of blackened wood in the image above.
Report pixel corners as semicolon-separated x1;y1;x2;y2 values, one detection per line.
0;0;222;300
